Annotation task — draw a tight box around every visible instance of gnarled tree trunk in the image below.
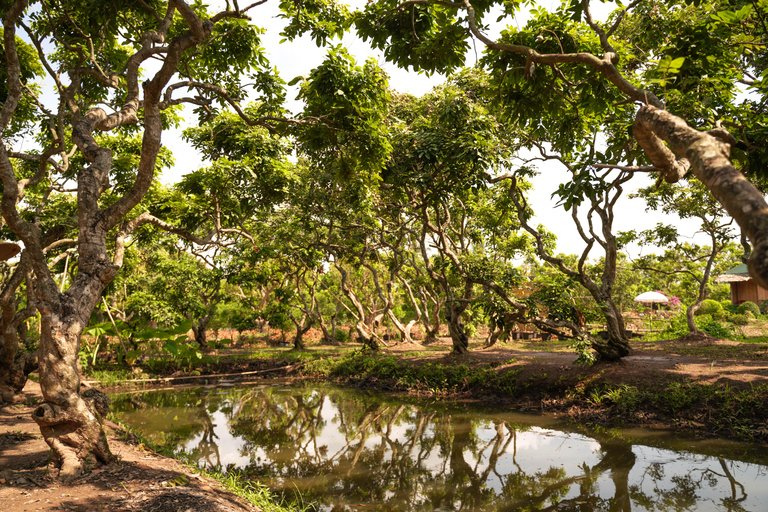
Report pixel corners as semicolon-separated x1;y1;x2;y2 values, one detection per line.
592;296;630;361
192;316;210;348
445;300;470;354
292;313;314;350
32;294;113;479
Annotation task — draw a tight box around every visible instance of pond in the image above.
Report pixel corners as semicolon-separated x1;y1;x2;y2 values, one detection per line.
110;382;768;511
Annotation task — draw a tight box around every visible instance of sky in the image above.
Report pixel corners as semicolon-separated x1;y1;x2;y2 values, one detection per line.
160;0;709;262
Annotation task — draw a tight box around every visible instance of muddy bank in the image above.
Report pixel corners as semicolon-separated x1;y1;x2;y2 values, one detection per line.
0;381;260;512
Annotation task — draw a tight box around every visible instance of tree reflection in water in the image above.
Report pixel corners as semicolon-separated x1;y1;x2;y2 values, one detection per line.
111;385;768;512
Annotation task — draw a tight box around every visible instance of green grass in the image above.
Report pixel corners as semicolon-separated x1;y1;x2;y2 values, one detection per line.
568;380;768;440
86;368;145;386
658;343;768;360
302;351;523;395
202;470;310;512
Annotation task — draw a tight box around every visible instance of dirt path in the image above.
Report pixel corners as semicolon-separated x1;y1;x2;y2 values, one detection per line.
0;381;258;512
386;336;768;390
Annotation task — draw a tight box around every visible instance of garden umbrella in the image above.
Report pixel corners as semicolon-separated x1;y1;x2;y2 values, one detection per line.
635;291;668;329
0;241;21;261
634;291;669;304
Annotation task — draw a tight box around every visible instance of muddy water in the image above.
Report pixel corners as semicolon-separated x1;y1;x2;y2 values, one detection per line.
111;383;768;511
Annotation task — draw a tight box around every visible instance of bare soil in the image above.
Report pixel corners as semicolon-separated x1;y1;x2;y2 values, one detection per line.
390;334;768;391
0;381;258;512
2;332;768;510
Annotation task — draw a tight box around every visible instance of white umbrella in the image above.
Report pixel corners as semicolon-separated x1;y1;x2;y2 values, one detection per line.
635;291;668;329
0;241;21;261
635;291;669;304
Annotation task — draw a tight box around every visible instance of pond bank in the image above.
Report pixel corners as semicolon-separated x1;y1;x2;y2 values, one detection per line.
2;336;767;511
0;381;293;512
94;336;768;442
299;342;768;442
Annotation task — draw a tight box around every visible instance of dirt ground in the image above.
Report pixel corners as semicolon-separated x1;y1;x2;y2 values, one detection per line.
2;334;768;511
388;333;768;391
0;381;258;512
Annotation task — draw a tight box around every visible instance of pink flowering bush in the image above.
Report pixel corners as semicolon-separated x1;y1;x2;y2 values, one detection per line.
649;291;682;310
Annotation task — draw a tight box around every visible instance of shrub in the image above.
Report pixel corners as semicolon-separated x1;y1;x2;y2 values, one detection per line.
727;313;749;326
737;301;760;317
334;329;351;344
696;315;735;339
758;300;768;315
695;299;724;320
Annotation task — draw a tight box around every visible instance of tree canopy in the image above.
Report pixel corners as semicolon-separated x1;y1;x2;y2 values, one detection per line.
2;0;767;478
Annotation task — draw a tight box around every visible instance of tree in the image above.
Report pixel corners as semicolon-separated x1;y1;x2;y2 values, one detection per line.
355;0;768;296
631;180;737;334
382;72;516;353
127;248;222;347
0;0;350;477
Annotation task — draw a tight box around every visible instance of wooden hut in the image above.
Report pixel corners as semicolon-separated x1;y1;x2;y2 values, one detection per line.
714;263;768;304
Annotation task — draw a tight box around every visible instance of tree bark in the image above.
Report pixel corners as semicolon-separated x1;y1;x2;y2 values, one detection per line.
32;298;113;479
594;296;630;361
192;317;209;348
292;314;314;350
634;105;768;290
0;256;38;403
446;301;470;354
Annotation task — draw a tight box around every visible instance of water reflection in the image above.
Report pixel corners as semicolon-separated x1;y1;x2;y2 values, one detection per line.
112;384;768;511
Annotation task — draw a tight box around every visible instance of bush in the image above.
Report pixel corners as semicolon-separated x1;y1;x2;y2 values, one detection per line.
737;301;760;317
334;329;351;344
695;299;724;320
727;313;749;326
758;300;768;315
696;315;736;339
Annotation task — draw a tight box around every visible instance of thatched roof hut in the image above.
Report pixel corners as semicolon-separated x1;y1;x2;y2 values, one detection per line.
714;263;768;304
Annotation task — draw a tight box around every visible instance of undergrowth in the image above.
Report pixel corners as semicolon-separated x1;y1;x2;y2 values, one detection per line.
302;351;522;395
571;381;768;440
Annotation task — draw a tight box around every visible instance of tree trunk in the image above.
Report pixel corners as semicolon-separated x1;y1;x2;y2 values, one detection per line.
446;302;469;354
415;286;442;344
591;298;630;361
315;314;334;344
192;316;210;348
292;314;313;350
686;240;719;334
386;309;418;345
485;327;502;347
0;327;37;403
32;307;112;480
686;302;702;334
0;341;37;403
0;259;38;403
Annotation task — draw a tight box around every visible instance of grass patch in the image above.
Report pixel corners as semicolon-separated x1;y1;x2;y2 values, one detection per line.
86;368;145;386
661;344;768;360
568;381;768;440
301;351;523;395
